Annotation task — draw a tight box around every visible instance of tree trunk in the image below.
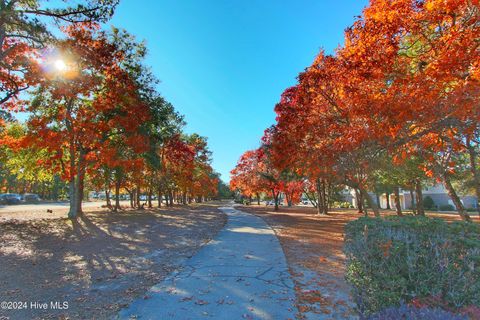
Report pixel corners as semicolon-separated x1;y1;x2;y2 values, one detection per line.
286;192;292;207
128;192;133;208
256;193;260;205
68;178;77;219
74;156;85;217
327;181;333;210
315;178;325;215
68;148;85;218
415;180;425;216
393;187;403;216
385;192;391;209
409;189;416;214
321;179;328;214
272;189;279;211
148;189;152;208
105;188;111;209
104;169;111;209
304;187;318;209
157;188;162;207
466;139;480;216
443;172;471;222
354;188;363;214
78;167;85;207
136;186;141;209
164;192;169;206
114;178;120;211
67;142;78;219
360;188;380;217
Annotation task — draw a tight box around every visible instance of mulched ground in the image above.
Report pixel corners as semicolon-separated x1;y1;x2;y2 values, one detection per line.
239;205;479;320
0;204;226;320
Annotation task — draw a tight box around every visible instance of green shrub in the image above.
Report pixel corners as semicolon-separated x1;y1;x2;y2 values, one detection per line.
439;204;455;211
344;216;480;316
367;304;467;320
333;201;353;208
422;196;436;210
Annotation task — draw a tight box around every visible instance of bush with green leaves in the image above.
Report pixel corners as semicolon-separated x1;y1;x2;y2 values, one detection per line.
439;204;455;211
367;304;467;320
344;216;480;316
333;201;353;208
422;196;436;210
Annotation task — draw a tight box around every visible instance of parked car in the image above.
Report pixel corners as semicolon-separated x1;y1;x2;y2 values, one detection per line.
2;193;22;205
22;193;41;203
266;200;284;206
0;194;6;205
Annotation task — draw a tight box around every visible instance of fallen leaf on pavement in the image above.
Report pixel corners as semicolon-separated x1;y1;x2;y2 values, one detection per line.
180;296;194;302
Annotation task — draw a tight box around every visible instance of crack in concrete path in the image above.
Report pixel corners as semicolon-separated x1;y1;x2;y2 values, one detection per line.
118;206;297;320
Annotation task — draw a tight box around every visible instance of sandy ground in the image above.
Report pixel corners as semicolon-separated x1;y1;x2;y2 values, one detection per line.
0;201;132;221
239;205;479;319
0;204;227;320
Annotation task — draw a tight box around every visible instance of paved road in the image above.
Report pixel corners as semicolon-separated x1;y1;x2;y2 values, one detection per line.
118;206;297;320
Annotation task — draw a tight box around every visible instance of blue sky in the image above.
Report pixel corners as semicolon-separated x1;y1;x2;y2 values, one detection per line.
108;0;369;182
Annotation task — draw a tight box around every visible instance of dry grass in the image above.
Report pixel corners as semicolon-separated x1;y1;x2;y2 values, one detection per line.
0;205;226;320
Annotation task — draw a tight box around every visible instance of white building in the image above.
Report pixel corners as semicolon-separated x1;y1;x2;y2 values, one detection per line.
349;184;477;210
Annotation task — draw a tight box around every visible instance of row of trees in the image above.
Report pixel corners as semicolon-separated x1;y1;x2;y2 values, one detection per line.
0;0;219;218
230;146;304;211
231;0;479;221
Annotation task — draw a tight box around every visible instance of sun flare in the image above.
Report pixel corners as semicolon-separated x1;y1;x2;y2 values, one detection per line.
54;59;67;72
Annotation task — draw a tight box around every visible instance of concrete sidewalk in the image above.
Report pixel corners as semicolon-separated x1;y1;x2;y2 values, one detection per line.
118;206;297;320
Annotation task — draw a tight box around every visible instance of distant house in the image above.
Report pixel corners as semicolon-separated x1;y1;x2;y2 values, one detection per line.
339;189;354;204
88;191;110;200
347;184;478;210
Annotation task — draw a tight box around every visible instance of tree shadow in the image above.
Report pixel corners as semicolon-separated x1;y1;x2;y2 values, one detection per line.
0;205;226;320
